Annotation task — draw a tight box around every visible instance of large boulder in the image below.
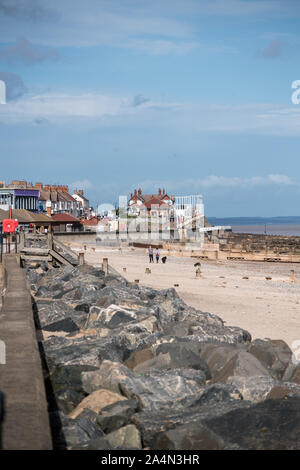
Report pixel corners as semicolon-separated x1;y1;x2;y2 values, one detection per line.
50;409;104;449
247;339;292;380
48;364;99;413
144;394;300;450
133;342;211;379
97;399;139;434
106;424;142;450
205;396;300;450
82;360;206;411
69;389;126;419
289;364;300;384
230;376;277;403
125;348;154;369
199;343;271;383
33;299;87;330
132;384;247;449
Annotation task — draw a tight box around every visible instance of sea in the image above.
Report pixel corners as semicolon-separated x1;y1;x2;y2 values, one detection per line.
208;217;300;237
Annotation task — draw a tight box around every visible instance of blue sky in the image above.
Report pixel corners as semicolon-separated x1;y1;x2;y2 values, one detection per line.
0;0;300;216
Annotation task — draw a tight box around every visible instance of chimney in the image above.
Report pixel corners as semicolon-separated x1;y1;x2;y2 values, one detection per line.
134;189;137;203
130;192;133;199
35;182;43;189
158;188;161;196
163;188;165;195
47;206;51;217
138;188;142;196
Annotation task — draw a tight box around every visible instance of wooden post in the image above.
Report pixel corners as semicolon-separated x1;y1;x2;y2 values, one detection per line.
78;252;85;265
290;270;295;283
47;232;53;250
19;231;25;250
196;267;201;278
102;258;108;275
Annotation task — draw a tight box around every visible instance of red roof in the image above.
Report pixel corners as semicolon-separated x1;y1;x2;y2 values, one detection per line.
81;217;99;226
52;213;80;223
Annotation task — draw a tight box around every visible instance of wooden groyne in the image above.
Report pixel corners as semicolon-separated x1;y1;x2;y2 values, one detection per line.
0;255;52;450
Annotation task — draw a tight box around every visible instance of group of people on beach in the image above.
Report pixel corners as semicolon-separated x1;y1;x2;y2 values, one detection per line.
148;246;167;264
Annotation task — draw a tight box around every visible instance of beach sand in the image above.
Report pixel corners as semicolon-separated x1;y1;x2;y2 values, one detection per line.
69;242;300;349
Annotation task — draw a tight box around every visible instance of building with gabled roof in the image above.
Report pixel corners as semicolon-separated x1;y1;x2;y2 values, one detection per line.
128;188;175;217
72;190;90;217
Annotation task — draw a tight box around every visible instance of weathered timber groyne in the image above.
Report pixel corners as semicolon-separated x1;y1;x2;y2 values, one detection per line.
0;255;52;450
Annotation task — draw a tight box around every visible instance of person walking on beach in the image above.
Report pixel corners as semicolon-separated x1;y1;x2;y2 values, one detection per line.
156;248;160;263
148;246;154;263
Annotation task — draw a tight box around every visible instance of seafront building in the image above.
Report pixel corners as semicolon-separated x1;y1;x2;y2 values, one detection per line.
0;181;90;218
0;185;39;212
128;188;175;217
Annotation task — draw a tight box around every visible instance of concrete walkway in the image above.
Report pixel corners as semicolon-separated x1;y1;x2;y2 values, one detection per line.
0;255;52;450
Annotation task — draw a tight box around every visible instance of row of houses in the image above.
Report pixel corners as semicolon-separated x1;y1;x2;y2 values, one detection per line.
0;181;90;218
0;180;206;235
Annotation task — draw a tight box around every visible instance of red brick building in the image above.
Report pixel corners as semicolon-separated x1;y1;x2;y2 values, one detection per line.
128;188;175;217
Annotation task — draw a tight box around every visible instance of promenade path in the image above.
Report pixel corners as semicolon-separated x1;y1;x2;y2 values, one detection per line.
0;255;52;450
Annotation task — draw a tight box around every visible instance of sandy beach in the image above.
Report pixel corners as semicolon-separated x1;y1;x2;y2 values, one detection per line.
69;242;300;349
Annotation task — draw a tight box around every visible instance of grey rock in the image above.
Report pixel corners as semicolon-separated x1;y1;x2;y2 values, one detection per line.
97;398;140;434
48;364;98;413
247;339;292;380
199;343;270;383
134;341;211;379
42;318;80;333
205;396;300;450
289;364;300;384
82;360;206;411
132;384;247;449
230;376;277;403
34;299;87;330
106;424;142;449
49;410;103;449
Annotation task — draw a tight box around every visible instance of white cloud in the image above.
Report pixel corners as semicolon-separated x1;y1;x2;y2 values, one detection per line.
1;92;300;137
199;174;293;187
268;174;292;184
136;174;294;194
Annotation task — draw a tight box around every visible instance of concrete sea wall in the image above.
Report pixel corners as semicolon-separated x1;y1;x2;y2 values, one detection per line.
0;255;52;450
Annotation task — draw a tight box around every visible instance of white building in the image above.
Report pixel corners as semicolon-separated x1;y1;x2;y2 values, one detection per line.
72;190;90;217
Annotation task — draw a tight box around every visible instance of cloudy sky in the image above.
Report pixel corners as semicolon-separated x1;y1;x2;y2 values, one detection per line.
0;0;300;216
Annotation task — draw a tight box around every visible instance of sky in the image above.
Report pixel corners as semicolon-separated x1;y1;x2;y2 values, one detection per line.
0;0;300;216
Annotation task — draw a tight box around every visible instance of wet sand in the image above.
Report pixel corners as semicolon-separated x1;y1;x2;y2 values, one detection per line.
69;242;300;349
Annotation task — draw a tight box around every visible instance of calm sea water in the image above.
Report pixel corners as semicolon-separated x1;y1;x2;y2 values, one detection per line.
231;225;300;236
208;217;300;236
